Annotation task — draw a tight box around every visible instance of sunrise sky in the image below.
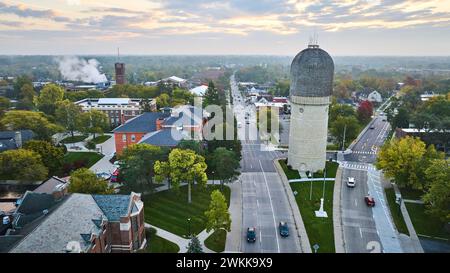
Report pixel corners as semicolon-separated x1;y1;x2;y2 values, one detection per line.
1;0;450;55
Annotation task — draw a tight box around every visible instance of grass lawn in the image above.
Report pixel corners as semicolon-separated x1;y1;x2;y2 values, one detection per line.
90;135;111;144
61;135;88;143
385;188;409;235
405;203;450;240
143;185;230;238
63;152;104;168
279;159;301;179
141;228;179;253
400;188;425;200
204;229;227;253
290;181;335;253
312;161;339;178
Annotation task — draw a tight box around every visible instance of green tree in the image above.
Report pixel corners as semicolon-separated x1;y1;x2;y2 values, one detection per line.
205;190;231;233
376;136;426;189
0;110;63;140
0;149;48;181
68;168;113;194
186;235;204;253
203;81;221;108
329;103;356;122
119;143;167;193
154;148;207;203
423;159;450;223
23;140;65;176
156;93;170;108
55;100;82;137
79;110;109;138
34;83;65;116
209;147;240;187
329;115;361;149
0;96;10;116
18;83;35;110
392;107;410;129
13;75;32;99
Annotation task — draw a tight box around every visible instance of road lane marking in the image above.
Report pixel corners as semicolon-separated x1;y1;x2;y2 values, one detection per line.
259;160;280;253
359;227;363;238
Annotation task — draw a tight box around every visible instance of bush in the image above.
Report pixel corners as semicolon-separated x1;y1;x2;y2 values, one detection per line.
85;140;96;150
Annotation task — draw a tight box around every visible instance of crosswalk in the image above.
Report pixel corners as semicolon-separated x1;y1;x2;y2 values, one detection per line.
352;151;377;155
342;162;377;171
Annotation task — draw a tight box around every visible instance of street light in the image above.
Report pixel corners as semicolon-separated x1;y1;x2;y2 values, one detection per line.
308;171;313;201
187;218;191;237
212;171;215;185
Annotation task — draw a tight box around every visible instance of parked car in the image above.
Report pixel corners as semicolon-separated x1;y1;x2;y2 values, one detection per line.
110;169;120;183
279;222;289;237
347;177;356;188
365;195;375;207
247;227;256;242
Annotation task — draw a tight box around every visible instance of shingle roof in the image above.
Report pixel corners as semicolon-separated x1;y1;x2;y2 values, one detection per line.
92;194;131;222
16;191;56;215
33;177;67;194
112;112;163;133
139;129;184;147
0;130;34;152
10;194;105;253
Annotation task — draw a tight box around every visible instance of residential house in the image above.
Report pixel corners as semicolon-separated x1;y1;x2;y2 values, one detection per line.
0;130;34;152
367;90;383;103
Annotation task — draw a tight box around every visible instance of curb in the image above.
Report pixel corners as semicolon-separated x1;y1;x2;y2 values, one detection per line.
333;166;346;253
274;159;312;253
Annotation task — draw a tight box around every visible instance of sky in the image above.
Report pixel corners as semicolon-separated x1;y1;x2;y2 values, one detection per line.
0;0;450;56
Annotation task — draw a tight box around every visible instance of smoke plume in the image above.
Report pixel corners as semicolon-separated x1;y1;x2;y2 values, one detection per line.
57;56;107;83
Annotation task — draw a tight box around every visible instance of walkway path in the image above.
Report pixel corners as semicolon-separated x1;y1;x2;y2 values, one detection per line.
225;180;242;252
392;184;424;253
333;166;345;253
145;223;215;253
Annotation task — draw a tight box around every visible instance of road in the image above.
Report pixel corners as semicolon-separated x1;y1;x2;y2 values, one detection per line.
340;114;403;253
230;75;301;253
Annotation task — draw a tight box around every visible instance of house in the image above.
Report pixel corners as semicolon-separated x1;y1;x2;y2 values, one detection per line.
113;105;205;154
160;76;188;88
0;130;34;152
367;90;383;103
0;190;146;253
75;98;156;127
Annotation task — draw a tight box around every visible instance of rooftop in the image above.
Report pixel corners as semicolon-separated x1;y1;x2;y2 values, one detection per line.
112;112;163;133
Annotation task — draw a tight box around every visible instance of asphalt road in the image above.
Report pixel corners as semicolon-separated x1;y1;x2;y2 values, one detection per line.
230;75;301;253
340;114;403;253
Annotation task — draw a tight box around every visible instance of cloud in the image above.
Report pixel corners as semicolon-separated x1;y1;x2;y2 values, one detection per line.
0;1;72;22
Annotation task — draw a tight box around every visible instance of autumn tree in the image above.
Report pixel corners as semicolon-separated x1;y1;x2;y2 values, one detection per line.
154;148;207;203
0;149;48;181
68;168;113;194
376;136;427;189
357;100;373;124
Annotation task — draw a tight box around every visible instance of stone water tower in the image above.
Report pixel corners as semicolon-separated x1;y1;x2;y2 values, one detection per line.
287;43;334;173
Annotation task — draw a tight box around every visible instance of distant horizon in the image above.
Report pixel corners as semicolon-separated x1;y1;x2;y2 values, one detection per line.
2;54;450;57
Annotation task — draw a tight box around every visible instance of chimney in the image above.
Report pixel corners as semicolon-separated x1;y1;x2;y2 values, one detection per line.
14;131;22;148
156;117;164;131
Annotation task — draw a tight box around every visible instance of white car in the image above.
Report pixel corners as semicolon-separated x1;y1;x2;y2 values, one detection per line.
237;122;242;128
347;177;356;188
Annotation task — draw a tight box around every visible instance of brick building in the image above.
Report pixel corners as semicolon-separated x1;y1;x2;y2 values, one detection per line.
0;181;146;253
75;98;156;127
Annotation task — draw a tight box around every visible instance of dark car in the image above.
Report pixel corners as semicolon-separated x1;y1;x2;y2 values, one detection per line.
369;125;375;129
365;195;375;207
247;227;256;242
279;222;289;237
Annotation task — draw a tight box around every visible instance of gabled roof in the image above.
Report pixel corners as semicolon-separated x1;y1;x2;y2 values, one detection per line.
112;112;163;133
0;130;34;152
33;176;67;194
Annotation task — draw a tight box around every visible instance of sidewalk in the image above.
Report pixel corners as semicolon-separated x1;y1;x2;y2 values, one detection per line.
333;166;345;253
225;180;242;252
392;184;424;253
145;223;215;253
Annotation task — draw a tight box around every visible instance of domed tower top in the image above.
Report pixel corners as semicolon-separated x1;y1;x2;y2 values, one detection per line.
290;44;334;98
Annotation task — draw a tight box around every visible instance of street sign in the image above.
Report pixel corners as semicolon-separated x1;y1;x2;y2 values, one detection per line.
313;244;319;253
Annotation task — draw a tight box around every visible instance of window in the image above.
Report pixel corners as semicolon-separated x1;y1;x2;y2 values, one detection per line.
131;134;136;142
122;134;127;142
